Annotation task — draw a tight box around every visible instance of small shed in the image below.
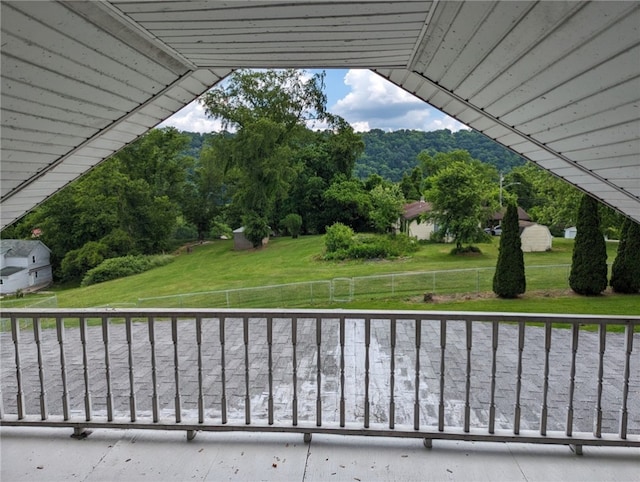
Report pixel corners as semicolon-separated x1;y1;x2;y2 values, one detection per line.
233;227;269;251
0;239;53;294
564;226;577;239
520;223;552;252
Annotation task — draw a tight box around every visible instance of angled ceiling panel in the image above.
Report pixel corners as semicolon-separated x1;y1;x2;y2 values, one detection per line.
1;0;639;230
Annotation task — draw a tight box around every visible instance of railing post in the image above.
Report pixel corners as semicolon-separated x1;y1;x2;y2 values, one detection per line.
267;316;274;425
148;317;159;423
594;324;606;437
172;316;182;423
243;316;250;425
220;317;227;424
126;317;137;423
389;318;396;429
464;320;472;433
540;321;552;436
414;318;421;431
438;318;446;432
489;321;498;434
315;317;322;427
364;317;371;428
514;321;525;435
34;317;48;420
566;323;579;437
11;316;25;420
339;316;346;428
292;317;298;426
79;317;92;422
102;317;114;422
619;322;634;439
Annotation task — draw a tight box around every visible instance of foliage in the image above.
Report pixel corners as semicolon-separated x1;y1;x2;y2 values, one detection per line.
424;155;497;250
61;241;109;282
242;213;270;248
368;183;405;233
324;233;418;260
493;203;526;298
355;129;525;181
610;218;640;293
569;195;608;295
281;213;303;238
322;177;371;231
81;255;174;287
324;222;355;254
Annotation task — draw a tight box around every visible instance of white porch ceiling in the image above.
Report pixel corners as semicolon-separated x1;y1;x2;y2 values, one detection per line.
1;0;639;229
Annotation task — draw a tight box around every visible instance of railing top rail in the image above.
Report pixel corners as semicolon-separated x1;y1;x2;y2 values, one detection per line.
2;308;638;325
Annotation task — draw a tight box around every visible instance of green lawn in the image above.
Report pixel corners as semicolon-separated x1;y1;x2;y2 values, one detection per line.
6;235;639;316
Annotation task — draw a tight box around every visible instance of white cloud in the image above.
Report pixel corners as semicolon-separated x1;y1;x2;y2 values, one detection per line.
332;69;469;132
158;101;225;133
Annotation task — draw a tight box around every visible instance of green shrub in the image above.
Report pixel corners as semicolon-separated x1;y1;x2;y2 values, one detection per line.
610;219;640;293
81;255;174;286
209;221;233;239
324;223;355;253
569;195;608;295
61;241;109;281
242;213;270;248
493;203;526;298
281;213;303;238
324;230;417;260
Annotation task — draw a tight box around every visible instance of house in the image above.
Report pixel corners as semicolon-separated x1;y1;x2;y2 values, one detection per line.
0;239;53;295
519;222;553;252
397;200;437;240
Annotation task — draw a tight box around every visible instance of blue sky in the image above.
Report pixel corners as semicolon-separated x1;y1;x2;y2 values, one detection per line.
160;69;468;133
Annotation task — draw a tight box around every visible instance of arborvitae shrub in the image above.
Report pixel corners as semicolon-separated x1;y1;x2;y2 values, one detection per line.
610;218;640;293
569;195;608;295
492;203;526;298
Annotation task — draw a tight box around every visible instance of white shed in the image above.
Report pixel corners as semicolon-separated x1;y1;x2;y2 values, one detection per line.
564;226;577;239
520;224;553;252
0;239;53;294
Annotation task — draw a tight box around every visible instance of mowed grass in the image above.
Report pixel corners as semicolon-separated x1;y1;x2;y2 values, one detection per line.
10;235;639;315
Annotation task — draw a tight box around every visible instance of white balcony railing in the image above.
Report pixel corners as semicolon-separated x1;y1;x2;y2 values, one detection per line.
1;309;638;453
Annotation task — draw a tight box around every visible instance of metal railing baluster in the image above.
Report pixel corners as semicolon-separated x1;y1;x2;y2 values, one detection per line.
292;318;298;426
389;318;396;429
316;317;322;427
566;323;579;437
364;317;371;428
514;321;525;435
489;321;498;434
340;316;346;427
267;316;274;425
594;324;606;437
34;318;48;420
172;316;181;423
438;319;446;432
619;322;634;439
540;321;552;436
195;317;204;424
125;317;136;422
79;317;92;421
414;318;421;431
102;317;114;422
220;317;227;424
10;316;25;420
464;320;472;433
148;317;159;423
243;316;250;425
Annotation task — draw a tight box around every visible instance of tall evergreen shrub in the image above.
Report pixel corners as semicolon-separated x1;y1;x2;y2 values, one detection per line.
610;218;640;293
492;203;526;298
569;195;608;295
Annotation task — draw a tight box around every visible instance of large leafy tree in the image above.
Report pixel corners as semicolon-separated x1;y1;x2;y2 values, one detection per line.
201;69;348;228
610;218;640;293
423;155;497;250
493;203;526;298
569;194;608;295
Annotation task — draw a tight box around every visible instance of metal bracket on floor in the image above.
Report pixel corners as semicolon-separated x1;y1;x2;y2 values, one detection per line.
303;432;312;444
423;438;433;449
569;444;583;455
187;430;197;441
70;427;91;439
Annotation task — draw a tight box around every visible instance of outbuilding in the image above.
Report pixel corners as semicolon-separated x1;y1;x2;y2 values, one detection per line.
520;223;553;252
564;226;577;239
0;239;53;295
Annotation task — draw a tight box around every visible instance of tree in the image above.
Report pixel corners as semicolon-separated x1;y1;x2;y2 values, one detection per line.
493;203;526;298
201;69;347;229
610;218;640;293
281;213;303;238
368;183;405;233
569;194;608;295
424;157;495;250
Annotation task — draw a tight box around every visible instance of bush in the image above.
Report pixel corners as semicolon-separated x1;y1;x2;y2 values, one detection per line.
61;241;109;281
493;203;526;298
324;230;418;260
324;223;355;254
81;255;174;286
242;213;270;248
209;221;233;239
569;195;608;295
281;213;303;238
610;219;640;293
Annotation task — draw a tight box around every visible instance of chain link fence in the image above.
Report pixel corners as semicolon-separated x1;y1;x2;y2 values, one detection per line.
136;264;579;308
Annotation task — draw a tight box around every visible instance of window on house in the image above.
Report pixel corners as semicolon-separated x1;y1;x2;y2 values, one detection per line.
32;256;36;263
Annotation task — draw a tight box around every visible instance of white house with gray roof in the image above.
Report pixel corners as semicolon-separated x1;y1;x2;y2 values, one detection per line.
0;240;53;295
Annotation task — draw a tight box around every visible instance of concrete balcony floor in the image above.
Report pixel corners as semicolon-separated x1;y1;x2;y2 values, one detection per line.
2;426;639;481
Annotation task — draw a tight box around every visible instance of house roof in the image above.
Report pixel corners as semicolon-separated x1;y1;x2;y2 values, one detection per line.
402;200;433;220
0;266;25;277
1;1;638;228
492;207;532;222
0;240;50;257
